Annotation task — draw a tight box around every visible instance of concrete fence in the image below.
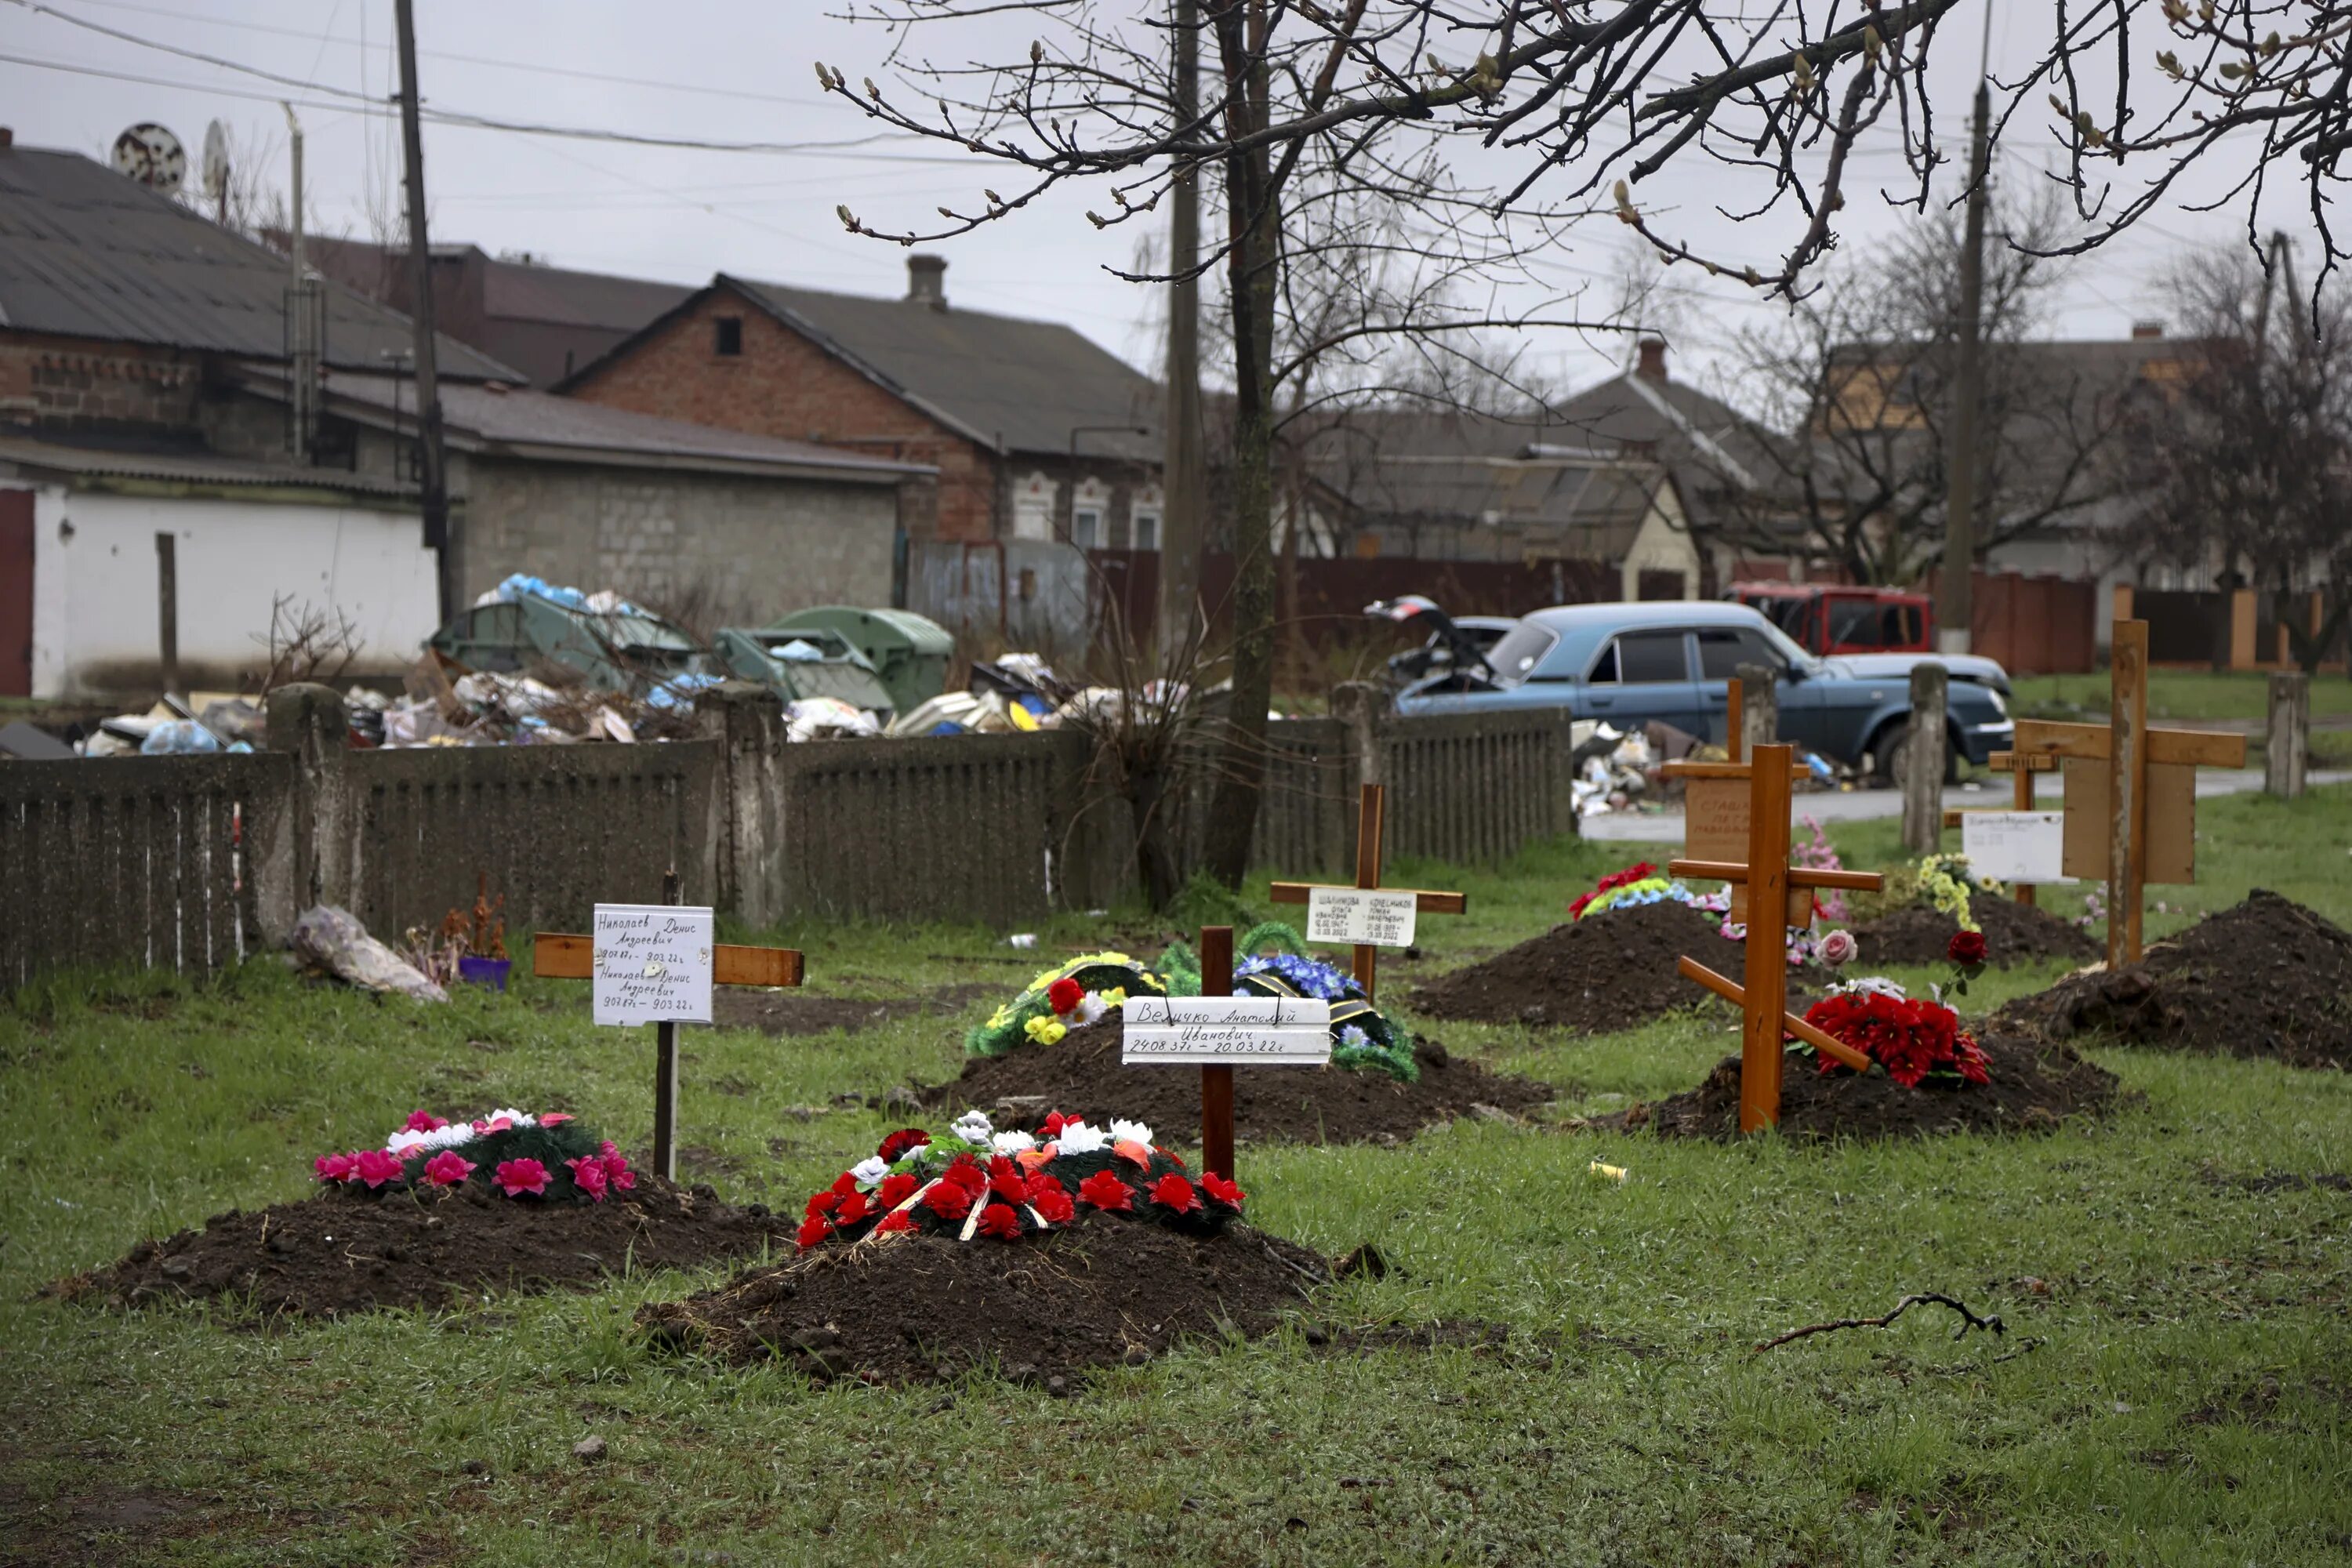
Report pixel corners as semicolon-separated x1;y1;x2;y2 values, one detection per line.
2;684;1579;988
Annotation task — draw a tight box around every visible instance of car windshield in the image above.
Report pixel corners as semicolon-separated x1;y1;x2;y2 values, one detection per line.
1483;620;1559;683
1749;618;1821;676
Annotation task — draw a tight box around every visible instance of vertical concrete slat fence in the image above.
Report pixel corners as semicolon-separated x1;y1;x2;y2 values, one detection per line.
2;684;1584;989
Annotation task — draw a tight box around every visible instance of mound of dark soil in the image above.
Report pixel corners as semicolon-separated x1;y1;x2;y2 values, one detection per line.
714;982;993;1038
53;1174;793;1319
1847;897;2102;967
1411;902;1761;1033
1995;890;2352;1071
641;1220;1326;1387
918;1018;1557;1144
1595;1031;2122;1142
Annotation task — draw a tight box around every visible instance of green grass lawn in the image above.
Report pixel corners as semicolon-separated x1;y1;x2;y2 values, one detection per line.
2009;667;2352;724
5;795;2350;1565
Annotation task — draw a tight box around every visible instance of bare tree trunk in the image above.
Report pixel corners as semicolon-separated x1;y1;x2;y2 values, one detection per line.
1156;0;1207;665
1201;0;1279;887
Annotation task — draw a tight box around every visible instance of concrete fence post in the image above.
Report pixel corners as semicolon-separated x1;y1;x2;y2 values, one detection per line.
1901;662;1947;854
265;683;354;915
1737;663;1779;755
695;682;787;927
2267;670;2310;799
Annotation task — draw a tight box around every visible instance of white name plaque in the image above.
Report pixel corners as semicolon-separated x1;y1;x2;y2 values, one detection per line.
1961;811;2068;885
592;903;715;1025
1305;886;1419;948
1122;995;1332;1065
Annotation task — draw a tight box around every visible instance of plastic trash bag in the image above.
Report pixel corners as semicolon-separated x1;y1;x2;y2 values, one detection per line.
786;697;881;742
290;905;448;1002
140;719;224;755
771;638;826;662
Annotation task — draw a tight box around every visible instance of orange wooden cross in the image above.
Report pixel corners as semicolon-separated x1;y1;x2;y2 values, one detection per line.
1269;782;1466;1004
1667;742;1885;1132
532;869;804;1181
2008;619;2245;965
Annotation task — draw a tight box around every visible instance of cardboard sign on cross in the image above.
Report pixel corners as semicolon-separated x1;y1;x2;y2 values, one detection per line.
1268;783;1467;1002
532;869;804;1181
1942;751;2060;906
2007;619;2246;965
1120;925;1330;1181
1667;743;1886;1132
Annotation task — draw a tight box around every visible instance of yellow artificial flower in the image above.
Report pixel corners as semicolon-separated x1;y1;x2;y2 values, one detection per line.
1025;1015;1067;1046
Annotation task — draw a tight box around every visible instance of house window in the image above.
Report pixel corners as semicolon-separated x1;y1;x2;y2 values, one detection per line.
1071;506;1104;549
714;317;743;357
1011;473;1057;540
1131;508;1161;550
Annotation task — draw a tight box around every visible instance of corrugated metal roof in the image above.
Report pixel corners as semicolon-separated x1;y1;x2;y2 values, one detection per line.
0;144;516;379
0;430;416;497
249;365;931;479
725;274;1161;459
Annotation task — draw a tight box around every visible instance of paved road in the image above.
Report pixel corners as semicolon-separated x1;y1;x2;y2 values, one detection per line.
1580;768;2350;843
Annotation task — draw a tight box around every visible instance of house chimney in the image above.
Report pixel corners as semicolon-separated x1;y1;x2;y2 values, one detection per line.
0;128;13;148
907;253;948;310
1636;336;1668;381
2132;320;2165;340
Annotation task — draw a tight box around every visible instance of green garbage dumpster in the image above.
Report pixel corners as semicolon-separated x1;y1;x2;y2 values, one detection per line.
760;607;952;715
713;626;898;713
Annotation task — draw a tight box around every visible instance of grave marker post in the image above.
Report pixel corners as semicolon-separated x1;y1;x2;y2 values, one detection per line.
2267;669;2309;799
532;867;804;1181
1200;924;1235;1181
1269;783;1465;1004
2010;619;2245;966
1668;742;1885;1131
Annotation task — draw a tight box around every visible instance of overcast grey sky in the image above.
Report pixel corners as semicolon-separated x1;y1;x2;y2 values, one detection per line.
2;0;2322;405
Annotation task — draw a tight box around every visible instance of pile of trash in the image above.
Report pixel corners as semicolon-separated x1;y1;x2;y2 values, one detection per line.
1571;720;1837;820
71;695;267;757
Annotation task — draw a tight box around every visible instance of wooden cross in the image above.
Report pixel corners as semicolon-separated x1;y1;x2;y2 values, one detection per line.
2008;619;2245;965
532;868;804;1181
1668;742;1885;1133
1269;783;1466;1003
1663;744;1813;928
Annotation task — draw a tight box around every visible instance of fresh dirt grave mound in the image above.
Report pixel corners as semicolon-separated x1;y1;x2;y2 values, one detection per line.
1412;902;1775;1033
1996;890;2352;1071
918;1018;1558;1143
1596;1031;2122;1142
640;1220;1329;1388
1848;897;2102;967
715;982;993;1039
53;1176;793;1319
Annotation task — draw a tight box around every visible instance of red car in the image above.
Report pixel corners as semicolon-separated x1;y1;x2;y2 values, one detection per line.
1729;583;1935;658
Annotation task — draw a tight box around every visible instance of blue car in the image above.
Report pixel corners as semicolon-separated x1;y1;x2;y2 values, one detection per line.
1395;601;2014;780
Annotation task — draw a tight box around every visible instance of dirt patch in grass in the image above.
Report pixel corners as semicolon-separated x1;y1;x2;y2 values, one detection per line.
52;1175;794;1319
1410;902;1773;1033
1995;891;2352;1071
0;1479;204;1568
714;982;994;1039
641;1220;1334;1388
914;1018;1558;1145
1846;897;2102;967
1594;1032;2121;1141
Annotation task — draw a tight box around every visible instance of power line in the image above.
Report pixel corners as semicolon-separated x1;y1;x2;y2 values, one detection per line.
0;49;975;164
45;0;832;110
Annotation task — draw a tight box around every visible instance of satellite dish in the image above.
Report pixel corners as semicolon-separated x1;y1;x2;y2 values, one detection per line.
111;123;187;192
201;120;230;202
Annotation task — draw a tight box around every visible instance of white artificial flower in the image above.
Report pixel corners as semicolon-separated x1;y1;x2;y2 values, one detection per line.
850;1155;891;1187
990;1130;1037;1156
1830;975;1908;1002
422;1123;476;1150
1109;1118;1153;1148
1073;993;1109;1027
488;1107;538;1129
1052;1120;1108;1156
951;1110;994;1144
384;1128;431;1156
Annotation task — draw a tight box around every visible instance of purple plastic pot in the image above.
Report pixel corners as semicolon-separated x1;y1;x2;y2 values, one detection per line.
456;955;511;993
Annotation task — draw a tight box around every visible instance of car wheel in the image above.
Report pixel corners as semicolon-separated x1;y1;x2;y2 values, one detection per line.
1878;720;1958;789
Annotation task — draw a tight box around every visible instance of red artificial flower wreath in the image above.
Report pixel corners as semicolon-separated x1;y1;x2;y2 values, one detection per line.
1802;989;1991;1088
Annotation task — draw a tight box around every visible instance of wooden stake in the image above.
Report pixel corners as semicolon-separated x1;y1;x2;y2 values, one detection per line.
653;866;682;1181
2110;621;2149;966
1352;783;1385;998
1726;679;1744;764
1199;924;1235;1181
2013;755;2037;908
1742;744;1795;1133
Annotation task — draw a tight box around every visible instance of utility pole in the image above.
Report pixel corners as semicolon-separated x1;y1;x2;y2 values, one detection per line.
1936;73;1991;657
395;0;457;622
1157;0;1207;666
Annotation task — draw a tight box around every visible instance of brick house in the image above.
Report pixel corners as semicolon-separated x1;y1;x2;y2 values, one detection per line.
0;136;925;698
561;256;1163;549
